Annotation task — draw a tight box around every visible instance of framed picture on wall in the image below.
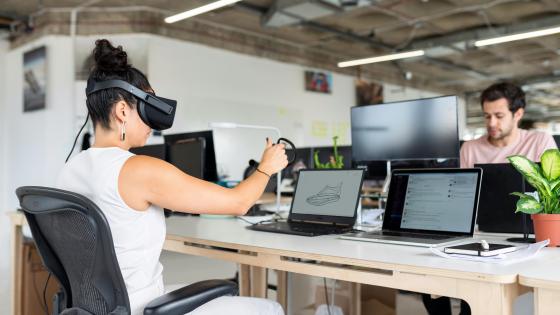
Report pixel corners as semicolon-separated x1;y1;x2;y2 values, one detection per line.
23;46;47;112
305;70;332;94
355;78;383;106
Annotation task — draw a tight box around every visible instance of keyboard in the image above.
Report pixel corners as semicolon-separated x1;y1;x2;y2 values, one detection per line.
378;231;452;240
249;221;352;236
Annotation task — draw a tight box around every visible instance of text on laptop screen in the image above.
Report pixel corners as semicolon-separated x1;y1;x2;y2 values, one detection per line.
291;170;363;217
386;172;478;233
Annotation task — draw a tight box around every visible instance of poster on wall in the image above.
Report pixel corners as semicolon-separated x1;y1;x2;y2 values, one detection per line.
305;70;332;94
23;46;47;112
355;78;383;106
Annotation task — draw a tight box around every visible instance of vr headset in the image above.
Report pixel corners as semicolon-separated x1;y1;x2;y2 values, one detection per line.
86;79;177;130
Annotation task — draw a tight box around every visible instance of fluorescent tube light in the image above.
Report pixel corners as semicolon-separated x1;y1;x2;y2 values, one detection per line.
475;26;560;47
165;0;242;23
337;50;425;67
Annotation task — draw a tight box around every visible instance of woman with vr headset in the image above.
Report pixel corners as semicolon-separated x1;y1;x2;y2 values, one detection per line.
57;39;288;315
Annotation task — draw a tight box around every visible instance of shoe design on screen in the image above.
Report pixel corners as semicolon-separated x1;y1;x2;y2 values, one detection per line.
306;182;342;206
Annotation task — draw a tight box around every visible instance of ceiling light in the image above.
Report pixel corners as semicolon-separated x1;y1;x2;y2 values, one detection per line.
474;26;560;47
337;50;425;67
165;0;242;23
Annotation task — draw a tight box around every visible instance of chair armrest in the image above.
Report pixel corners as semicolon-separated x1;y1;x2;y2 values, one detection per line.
144;279;238;315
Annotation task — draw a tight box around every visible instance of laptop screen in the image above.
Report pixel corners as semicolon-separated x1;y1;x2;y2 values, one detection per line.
290;169;364;225
383;169;481;235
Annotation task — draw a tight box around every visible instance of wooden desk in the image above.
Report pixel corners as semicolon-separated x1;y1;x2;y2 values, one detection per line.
519;249;560;315
164;216;526;315
9;212;25;315
11;211;559;315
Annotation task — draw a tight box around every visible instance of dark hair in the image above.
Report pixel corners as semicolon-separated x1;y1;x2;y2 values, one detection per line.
86;39;151;130
480;82;525;113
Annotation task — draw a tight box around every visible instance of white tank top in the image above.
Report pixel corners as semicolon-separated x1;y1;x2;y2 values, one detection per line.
57;147;166;315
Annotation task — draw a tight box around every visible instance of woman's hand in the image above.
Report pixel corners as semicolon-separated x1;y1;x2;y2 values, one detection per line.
258;138;288;176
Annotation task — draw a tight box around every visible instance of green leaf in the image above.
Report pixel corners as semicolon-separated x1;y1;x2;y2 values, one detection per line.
510;192;538;201
508;155;552;198
551;179;560;192
541;149;560;181
515;197;543;214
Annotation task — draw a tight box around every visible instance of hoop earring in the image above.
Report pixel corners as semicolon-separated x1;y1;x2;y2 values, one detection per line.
120;122;126;142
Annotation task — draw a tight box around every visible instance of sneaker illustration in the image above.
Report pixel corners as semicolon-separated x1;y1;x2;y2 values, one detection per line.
306;182;342;206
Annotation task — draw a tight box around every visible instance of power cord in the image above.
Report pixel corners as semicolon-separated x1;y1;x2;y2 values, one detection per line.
65;114;89;163
43;272;52;315
323;278;332;315
236;212;283;226
32;261;48;314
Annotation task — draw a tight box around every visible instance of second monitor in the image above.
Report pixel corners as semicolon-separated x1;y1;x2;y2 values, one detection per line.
164;130;219;182
351;95;460;162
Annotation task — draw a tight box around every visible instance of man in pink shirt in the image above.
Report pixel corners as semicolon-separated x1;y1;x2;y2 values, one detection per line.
461;82;557;168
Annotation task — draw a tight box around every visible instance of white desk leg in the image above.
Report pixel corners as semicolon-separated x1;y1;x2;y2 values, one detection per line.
250;266;268;298
238;264;251;297
276;271;288;311
349;282;361;315
11;222;23;315
534;288;560;315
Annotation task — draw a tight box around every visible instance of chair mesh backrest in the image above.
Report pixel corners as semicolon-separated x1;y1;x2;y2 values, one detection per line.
35;210;109;314
16;186;130;315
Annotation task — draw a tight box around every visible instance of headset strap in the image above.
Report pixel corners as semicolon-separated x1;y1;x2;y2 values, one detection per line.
86;80;174;114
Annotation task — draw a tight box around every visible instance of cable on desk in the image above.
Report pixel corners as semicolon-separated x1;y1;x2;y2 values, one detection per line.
236;213;283;226
323;278;332;315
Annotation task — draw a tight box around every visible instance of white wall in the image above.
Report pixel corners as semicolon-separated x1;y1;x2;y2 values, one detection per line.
0;38;9;315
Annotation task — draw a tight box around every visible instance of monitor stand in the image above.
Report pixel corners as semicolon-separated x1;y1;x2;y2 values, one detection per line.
507;180;535;243
506;214;535;243
381;161;392;194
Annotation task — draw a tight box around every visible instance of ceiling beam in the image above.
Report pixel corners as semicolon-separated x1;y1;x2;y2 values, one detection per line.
238;1;489;79
406;14;560;55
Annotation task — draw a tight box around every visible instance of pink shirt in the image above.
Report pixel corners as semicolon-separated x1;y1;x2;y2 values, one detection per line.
460;129;557;168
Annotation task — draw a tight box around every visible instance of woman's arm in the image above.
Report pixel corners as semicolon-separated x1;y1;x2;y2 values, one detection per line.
119;138;287;215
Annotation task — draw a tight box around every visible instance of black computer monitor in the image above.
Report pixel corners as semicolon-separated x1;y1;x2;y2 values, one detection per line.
475;163;535;235
164;130;219;182
311;145;352;169
130;144;166;160
282;147;313;179
351;95;460;162
553;135;560;148
167;139;205;179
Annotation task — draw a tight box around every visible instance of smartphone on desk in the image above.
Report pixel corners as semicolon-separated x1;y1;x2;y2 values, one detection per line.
443;242;519;257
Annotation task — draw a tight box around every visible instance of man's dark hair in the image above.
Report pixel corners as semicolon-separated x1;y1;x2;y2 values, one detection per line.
86;39;152;130
480;82;525;113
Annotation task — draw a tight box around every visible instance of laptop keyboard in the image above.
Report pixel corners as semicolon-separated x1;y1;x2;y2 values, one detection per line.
379;231;453;240
288;222;351;235
252;221;351;236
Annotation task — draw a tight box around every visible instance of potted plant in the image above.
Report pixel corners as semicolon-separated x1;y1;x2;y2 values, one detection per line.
508;149;560;246
314;136;344;169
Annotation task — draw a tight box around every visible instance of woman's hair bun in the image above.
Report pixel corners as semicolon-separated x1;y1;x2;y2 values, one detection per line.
93;39;130;73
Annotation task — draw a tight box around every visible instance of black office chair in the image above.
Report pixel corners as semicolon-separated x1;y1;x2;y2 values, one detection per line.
16;186;238;315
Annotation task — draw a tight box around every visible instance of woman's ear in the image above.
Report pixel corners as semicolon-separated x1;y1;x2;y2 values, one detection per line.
114;100;130;123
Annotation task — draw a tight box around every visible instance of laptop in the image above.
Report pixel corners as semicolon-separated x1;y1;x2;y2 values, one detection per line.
248;169;365;236
340;168;482;247
475;163;534;234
